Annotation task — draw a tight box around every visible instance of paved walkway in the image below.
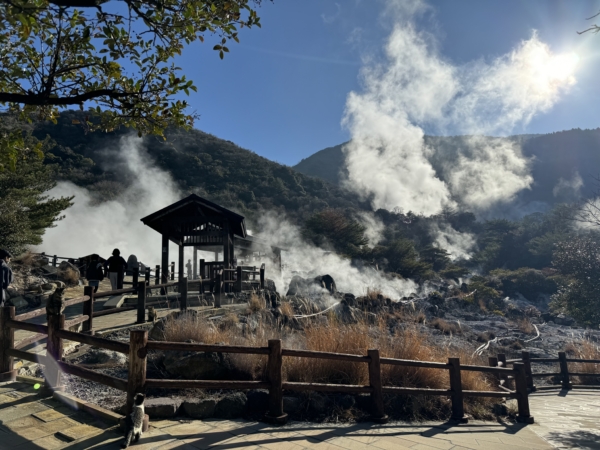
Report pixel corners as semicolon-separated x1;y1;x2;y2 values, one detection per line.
0;381;557;450
529;389;600;449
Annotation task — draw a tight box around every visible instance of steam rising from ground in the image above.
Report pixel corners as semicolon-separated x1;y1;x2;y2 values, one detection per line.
36;137;182;266
255;212;418;299
342;2;577;217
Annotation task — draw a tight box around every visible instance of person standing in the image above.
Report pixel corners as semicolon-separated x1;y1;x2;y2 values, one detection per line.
105;249;127;290
186;259;192;279
86;254;104;293
0;249;13;307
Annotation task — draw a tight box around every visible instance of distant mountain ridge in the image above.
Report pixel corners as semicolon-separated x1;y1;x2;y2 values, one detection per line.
293;129;600;211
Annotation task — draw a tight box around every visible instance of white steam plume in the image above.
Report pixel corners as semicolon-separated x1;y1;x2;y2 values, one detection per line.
255;212;418;299
36;136;182;266
431;224;476;261
342;5;578;217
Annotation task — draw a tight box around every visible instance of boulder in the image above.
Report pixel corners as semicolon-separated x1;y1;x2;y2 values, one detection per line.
182;398;216;419
57;262;80;283
214;392;247;419
85;348;127;365
286;274;337;296
343;293;356;307
163;351;231;380
245;389;269;413
126;254;139;275
265;279;278;292
6;288;19;299
53;281;66;289
9;296;29;310
554;314;576;326
144;397;181;418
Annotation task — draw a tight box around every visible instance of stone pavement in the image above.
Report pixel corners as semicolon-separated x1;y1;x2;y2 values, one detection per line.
0;380;556;450
528;389;600;449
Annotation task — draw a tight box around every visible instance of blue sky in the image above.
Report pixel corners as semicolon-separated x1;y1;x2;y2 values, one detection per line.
175;0;600;166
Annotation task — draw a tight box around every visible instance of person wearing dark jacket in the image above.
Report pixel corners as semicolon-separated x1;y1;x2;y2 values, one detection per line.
1;249;13;307
86;254;104;293
104;249;127;290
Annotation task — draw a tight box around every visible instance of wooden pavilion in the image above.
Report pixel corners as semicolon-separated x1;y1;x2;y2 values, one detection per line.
140;194;281;284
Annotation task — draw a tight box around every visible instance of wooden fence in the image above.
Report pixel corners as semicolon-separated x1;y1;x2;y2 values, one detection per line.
500;351;600;392
0;302;540;425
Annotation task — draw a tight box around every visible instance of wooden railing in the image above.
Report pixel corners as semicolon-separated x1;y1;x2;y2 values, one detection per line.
0;304;535;425
502;350;600;392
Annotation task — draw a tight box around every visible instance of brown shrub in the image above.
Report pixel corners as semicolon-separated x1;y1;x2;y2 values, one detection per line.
248;293;264;313
60;267;80;285
517;318;535;335
279;301;295;318
14;251;35;266
566;340;600;385
431;318;462;335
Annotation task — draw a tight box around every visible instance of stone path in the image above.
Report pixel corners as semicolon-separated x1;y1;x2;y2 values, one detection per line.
528;389;600;449
0;380;557;450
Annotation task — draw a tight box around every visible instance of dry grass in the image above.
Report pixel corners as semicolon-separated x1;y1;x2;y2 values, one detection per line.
517;318;535;335
14;251;35;266
248;293;264;313
566;340;600;384
161;311;494;419
431;318;462;335
366;288;382;302
59;267;80;285
279;301;295;319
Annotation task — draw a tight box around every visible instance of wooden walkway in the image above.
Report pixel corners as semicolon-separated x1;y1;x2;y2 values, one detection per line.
0;381;556;450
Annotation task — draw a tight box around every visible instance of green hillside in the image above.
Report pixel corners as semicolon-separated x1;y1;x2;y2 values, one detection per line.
33;111;369;223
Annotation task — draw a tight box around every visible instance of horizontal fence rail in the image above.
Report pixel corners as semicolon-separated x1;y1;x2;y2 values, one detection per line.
0;302;545;426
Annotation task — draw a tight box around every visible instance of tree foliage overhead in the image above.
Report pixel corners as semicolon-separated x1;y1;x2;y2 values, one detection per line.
0;0;266;156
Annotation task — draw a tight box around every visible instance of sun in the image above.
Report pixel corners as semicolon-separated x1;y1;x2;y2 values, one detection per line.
529;49;579;85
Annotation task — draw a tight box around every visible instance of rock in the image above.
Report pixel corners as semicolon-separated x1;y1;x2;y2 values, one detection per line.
265;279;278;292
182;399;216;419
58;261;80;281
286;274;337;296
28;284;43;294
554;314;576;326
24;294;41;307
144;397;181;418
163;350;231;380
85;348;127;365
283;396;301;413
214;393;247;419
9;296;29;310
308;393;329;415
53;281;66;289
7;288;19;299
343;293;356;307
245;389;269;413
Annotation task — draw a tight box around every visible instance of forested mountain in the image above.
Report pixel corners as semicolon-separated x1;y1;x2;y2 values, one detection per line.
33;111;369;222
294;129;600;211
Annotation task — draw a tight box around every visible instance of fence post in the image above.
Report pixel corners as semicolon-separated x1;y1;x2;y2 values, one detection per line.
126;330;149;432
558;352;571;390
145;267;150;285
488;356;500;386
53;255;58;267
0;306;16;381
155;266;160;286
46;313;65;390
82;286;94;335
170;262;175;280
448;357;467;422
236;266;243;292
265;339;287;424
137;281;147;325
513;362;534;424
497;353;509;389
215;271;222;308
132;267;139;288
180;277;188;311
521;351;535;392
260;263;265;290
368;349;388;423
200;259;205;281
